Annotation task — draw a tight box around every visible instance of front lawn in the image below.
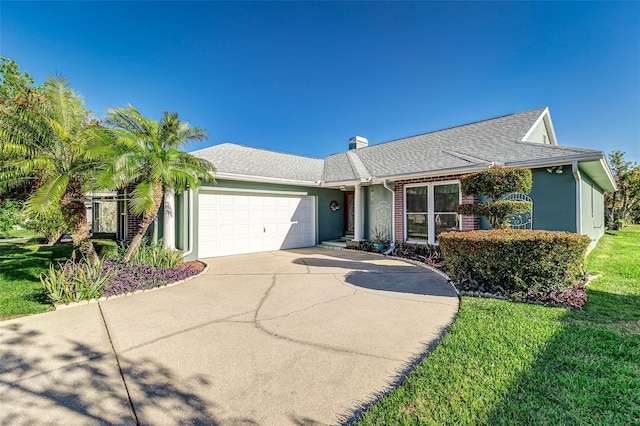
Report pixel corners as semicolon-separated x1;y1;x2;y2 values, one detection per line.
356;226;640;425
1;237;203;319
0;241;73;319
0;229;39;239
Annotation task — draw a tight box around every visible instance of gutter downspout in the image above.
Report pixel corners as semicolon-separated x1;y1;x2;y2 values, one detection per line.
572;161;582;234
181;189;194;258
382;179;395;242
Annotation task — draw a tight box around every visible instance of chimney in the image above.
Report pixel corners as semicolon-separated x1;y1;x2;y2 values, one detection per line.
348;136;368;150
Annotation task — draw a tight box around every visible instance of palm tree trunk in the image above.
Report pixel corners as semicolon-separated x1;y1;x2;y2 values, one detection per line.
123;188;164;262
61;190;99;265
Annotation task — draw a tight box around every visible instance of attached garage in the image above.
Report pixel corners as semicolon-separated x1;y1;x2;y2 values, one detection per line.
198;192;316;258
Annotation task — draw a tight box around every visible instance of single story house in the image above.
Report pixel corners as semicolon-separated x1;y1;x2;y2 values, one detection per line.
117;107;616;260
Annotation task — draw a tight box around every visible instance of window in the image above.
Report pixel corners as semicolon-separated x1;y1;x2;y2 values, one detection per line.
406;186;428;241
405;181;460;244
433;183;460;239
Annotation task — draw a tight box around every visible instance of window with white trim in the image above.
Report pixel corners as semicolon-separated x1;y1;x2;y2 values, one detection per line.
405;181;460;244
406;186;429;241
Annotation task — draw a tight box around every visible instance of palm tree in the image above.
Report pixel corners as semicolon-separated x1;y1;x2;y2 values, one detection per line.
93;105;215;261
0;76;100;263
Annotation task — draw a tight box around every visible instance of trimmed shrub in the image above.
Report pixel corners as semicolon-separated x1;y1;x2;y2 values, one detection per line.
460;167;532;200
438;229;591;293
458;167;533;229
458;200;532;229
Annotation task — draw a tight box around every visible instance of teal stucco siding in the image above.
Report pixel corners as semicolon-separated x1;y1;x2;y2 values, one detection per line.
530;166;577;232
580;172;606;244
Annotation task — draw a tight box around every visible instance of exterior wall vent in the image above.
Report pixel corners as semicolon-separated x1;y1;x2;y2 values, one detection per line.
348;136;368;150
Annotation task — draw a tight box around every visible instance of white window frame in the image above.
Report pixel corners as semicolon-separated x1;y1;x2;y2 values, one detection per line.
404;180;461;245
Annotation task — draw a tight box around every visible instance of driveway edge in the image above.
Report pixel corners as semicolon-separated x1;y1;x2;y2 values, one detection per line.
335;250;461;425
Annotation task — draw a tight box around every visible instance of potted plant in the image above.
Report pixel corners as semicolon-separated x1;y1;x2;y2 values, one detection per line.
370;228;390;251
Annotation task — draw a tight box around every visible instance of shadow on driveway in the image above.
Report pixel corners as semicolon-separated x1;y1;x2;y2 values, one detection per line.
0;322;257;425
292;254;456;297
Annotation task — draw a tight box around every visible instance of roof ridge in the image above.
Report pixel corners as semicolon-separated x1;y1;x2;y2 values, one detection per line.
516;140;602;153
346;150;372;179
193;142;324;160
356;107;548;150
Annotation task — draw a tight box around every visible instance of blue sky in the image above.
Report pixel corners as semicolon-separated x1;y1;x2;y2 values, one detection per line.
1;1;639;163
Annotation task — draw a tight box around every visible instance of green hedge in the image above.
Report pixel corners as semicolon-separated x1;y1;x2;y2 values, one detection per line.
460;167;532;200
438;229;591;292
457;200;532;229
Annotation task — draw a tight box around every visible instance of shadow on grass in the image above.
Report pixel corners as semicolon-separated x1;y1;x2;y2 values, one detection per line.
0;321;258;425
485;292;640;425
26;289;50;306
0;245;72;285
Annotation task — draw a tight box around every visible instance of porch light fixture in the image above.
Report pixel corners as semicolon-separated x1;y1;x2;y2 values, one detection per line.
546;166;564;174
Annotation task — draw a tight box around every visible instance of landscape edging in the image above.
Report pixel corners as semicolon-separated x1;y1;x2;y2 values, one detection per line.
55;260;209;310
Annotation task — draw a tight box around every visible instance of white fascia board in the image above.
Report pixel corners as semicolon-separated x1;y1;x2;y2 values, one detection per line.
521;107;558;146
598;157;617;191
544;109;559;145
521;107;547;142
321;179;364;188
213;172;321;187
504;153;604;169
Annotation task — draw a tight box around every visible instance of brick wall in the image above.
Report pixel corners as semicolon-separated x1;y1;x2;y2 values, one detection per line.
393;174;479;242
116;183;142;243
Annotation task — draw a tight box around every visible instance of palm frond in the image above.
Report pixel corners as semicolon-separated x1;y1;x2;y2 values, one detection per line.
129;180;162;215
25;173;70;215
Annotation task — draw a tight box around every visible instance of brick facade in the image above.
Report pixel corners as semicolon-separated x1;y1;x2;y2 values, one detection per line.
393;174;479;243
116;183;142;243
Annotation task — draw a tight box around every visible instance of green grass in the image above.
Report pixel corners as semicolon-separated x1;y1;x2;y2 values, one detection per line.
0;235;119;319
0;241;73;319
0;228;39;239
357;225;640;425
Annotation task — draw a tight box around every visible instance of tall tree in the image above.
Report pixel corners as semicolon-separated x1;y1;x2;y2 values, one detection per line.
0;55;38;101
93;105;215;261
0;75;99;261
0;56;45;201
606;150;640;228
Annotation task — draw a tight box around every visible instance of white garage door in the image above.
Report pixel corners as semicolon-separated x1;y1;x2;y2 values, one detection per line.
198;192;316;258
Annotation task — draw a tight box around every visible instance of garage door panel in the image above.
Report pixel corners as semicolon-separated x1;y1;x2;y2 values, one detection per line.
218;210;234;222
198;193;315;258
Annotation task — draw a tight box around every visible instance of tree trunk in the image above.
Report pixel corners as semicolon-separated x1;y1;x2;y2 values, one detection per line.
61;185;99;265
44;232;63;246
122;185;164;262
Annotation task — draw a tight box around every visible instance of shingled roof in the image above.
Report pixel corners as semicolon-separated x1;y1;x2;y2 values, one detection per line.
191;143;324;184
329;107;603;181
192;107;609;186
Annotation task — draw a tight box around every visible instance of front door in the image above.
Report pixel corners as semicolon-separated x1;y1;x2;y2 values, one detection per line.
344;191;355;236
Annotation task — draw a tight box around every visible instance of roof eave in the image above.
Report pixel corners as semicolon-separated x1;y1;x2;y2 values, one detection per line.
504;152;603;169
370;163;494;183
506;153;616;191
213;172;321;187
320;178;369;188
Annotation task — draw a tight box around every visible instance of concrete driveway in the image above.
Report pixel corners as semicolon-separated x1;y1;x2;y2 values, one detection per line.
0;248;458;425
